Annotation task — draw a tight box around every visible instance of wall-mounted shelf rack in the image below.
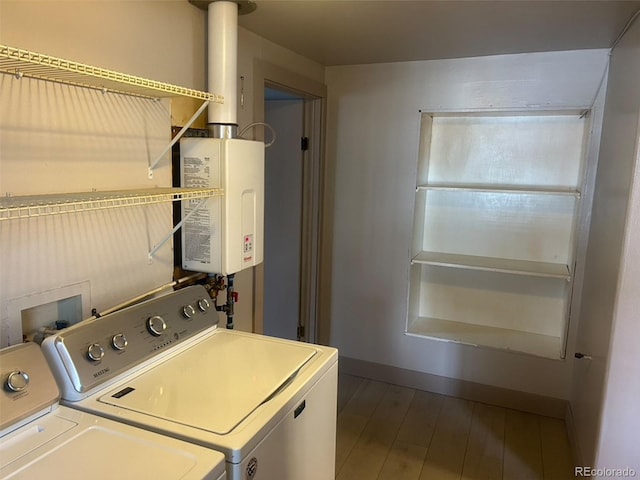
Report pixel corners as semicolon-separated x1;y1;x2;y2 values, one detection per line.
0;188;223;221
0;44;223;102
1;44;226;261
0;44;222;178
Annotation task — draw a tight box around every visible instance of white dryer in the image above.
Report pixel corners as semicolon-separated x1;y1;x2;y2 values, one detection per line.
41;285;338;480
0;342;226;480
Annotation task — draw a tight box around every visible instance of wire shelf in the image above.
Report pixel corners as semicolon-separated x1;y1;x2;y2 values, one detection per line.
0;188;223;221
0;44;223;102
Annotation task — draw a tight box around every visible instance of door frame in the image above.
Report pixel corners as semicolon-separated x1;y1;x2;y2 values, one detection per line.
252;60;327;343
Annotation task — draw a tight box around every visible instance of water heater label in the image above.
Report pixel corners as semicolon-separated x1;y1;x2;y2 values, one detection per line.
182;154;218;264
182;156;211;188
182;156;211;263
184;205;213;263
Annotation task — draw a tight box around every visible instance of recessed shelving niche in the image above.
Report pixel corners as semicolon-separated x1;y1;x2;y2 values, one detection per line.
407;110;590;359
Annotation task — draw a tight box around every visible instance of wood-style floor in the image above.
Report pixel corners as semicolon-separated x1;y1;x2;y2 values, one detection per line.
336;374;575;480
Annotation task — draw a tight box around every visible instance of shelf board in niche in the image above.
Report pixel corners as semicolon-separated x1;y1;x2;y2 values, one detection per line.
411;251;571;280
417;184;580;197
406;316;563;359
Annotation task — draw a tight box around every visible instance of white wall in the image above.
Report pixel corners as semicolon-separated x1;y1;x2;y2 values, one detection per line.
0;1;205;346
236;27;325;333
0;1;206;89
324;49;609;399
596;127;640;470
0;2;326;343
237;26;324;131
583;18;640;470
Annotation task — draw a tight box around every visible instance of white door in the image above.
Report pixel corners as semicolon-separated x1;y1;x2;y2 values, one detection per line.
264;92;304;340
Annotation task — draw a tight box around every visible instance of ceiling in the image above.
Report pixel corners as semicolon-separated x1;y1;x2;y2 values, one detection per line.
238;1;640;66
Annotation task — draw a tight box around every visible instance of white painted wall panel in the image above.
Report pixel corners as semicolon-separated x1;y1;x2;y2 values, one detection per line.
596;117;640;471
236;27;325;334
0;2;201;346
422;191;577;263
418;266;568;337
237;26;325;131
325;49;608;398
0;78;174;346
427;115;587;188
0;2;327;340
582;18;640;470
0;1;206;90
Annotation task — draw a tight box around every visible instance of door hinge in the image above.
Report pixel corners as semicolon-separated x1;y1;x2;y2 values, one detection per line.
301;137;309;151
297;325;305;339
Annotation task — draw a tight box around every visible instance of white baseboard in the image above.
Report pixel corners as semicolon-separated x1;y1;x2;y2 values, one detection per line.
565;402;583;467
339;356;567;419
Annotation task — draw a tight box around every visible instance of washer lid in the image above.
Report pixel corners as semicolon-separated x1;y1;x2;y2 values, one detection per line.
99;331;317;434
1;410;226;480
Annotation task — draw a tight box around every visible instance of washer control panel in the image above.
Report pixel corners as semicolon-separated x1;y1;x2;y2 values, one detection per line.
41;285;219;399
1;342;60;432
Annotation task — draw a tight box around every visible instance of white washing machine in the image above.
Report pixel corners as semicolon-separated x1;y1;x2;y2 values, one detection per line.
41;285;338;480
0;342;226;480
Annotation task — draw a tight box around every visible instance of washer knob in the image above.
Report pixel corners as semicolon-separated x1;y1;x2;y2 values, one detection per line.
112;333;128;350
6;370;29;392
182;304;196;319
197;298;211;312
87;343;105;362
147;315;167;336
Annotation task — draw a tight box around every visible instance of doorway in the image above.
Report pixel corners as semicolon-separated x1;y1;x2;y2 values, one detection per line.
253;62;326;343
263;89;305;340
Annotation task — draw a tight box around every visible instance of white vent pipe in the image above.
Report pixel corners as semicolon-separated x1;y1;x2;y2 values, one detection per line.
208;0;238;130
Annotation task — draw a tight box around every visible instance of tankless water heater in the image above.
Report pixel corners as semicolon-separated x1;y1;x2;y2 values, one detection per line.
181;137;264;275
